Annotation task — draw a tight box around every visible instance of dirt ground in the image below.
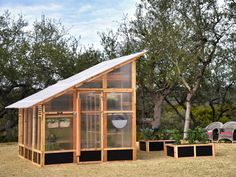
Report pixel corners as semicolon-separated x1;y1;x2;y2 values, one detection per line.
0;143;235;177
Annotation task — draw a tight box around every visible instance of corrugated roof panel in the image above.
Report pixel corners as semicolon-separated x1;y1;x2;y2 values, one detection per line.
6;51;145;108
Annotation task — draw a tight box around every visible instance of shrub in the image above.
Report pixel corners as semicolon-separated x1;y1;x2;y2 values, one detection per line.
140;128;155;140
187;127;207;144
167;129;181;144
154;129;171;140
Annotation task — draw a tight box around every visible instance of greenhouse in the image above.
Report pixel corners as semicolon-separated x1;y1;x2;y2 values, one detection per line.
6;51;145;166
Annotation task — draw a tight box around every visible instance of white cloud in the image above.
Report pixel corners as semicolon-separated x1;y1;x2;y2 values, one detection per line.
77;4;92;13
0;0;140;49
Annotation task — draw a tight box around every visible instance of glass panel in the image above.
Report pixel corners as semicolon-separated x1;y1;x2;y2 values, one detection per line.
45;117;73;151
79;78;102;88
80;92;101;149
107;63;132;88
81;113;101;148
29;108;33;147
25;108;33;147
21;110;24;144
38;113;41;150
80;92;100;111
107;93;132;111
25;109;28;146
45;93;73;112
34;107;38;149
107;113;132;148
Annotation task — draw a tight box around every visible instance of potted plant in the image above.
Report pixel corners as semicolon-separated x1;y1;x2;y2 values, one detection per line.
45;133;60;151
59;119;70;128
165;127;215;158
47;119;59;128
139;128;175;152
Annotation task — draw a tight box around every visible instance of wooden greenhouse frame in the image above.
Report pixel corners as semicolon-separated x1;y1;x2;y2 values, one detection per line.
7;52;145;166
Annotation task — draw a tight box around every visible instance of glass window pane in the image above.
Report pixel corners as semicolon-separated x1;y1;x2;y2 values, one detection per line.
79;78;102;88
34;107;39;150
45;93;73;112
80;92;101;111
29;108;33;147
25;108;33;147
107;113;132;148
21;110;24;144
107;64;132;88
81;113;101;149
107;93;132;111
45;117;73;151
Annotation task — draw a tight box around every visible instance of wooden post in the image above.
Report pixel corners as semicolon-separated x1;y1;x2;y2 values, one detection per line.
18;109;22;145
76;92;81;159
146;141;150;152
73;92;77;163
174;146;178;158
39;105;45;167
194;145;197;158
102;75;107;162
23;109;27;158
18;109;22;156
212;143;216;158
132;61;137;160
32;107;36;162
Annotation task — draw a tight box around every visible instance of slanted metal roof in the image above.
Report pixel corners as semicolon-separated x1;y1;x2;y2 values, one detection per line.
6;51;145;108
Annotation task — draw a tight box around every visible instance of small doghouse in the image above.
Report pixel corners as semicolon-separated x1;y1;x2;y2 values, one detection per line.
6;51;145;166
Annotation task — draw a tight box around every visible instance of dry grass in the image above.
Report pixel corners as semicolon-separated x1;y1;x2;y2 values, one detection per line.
0;143;235;177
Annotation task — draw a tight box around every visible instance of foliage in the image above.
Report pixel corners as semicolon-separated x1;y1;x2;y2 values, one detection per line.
0;11;102;142
187;127;207;144
167;129;182;144
140;128;155;140
154;129;171;140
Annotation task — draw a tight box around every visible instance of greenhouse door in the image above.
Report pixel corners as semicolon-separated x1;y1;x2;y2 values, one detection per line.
78;92;103;162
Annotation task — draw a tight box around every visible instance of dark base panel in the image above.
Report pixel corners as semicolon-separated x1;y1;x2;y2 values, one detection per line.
196;146;213;156
139;142;146;151
19;146;24;156
45;152;73;165
79;151;101;162
33;152;37;163
166;146;174;157
29;150;32;160
178;146;194;157
33;152;41;164
149;142;164;151
107;150;133;161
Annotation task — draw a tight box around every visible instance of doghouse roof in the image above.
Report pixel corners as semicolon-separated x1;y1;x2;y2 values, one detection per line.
6;51;145;109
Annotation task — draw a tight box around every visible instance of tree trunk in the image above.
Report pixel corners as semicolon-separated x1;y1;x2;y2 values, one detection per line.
183;93;192;139
152;95;164;129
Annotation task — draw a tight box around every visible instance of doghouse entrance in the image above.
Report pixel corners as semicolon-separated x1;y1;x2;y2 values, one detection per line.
213;129;219;141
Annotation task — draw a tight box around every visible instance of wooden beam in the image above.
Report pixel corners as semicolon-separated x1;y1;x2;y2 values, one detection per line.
23;109;27;157
132;61;137;160
32;107;36;162
102;91;107;162
39;105;45;167
77;88;133;92
76;92;81;157
18;109;22;145
72;91;77;163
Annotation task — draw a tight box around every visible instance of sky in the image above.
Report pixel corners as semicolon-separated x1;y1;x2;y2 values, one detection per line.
0;0;139;49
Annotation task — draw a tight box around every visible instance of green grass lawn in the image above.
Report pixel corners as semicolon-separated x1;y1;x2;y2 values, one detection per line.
0;143;235;177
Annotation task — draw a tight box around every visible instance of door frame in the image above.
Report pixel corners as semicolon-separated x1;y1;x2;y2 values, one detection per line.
76;90;104;162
